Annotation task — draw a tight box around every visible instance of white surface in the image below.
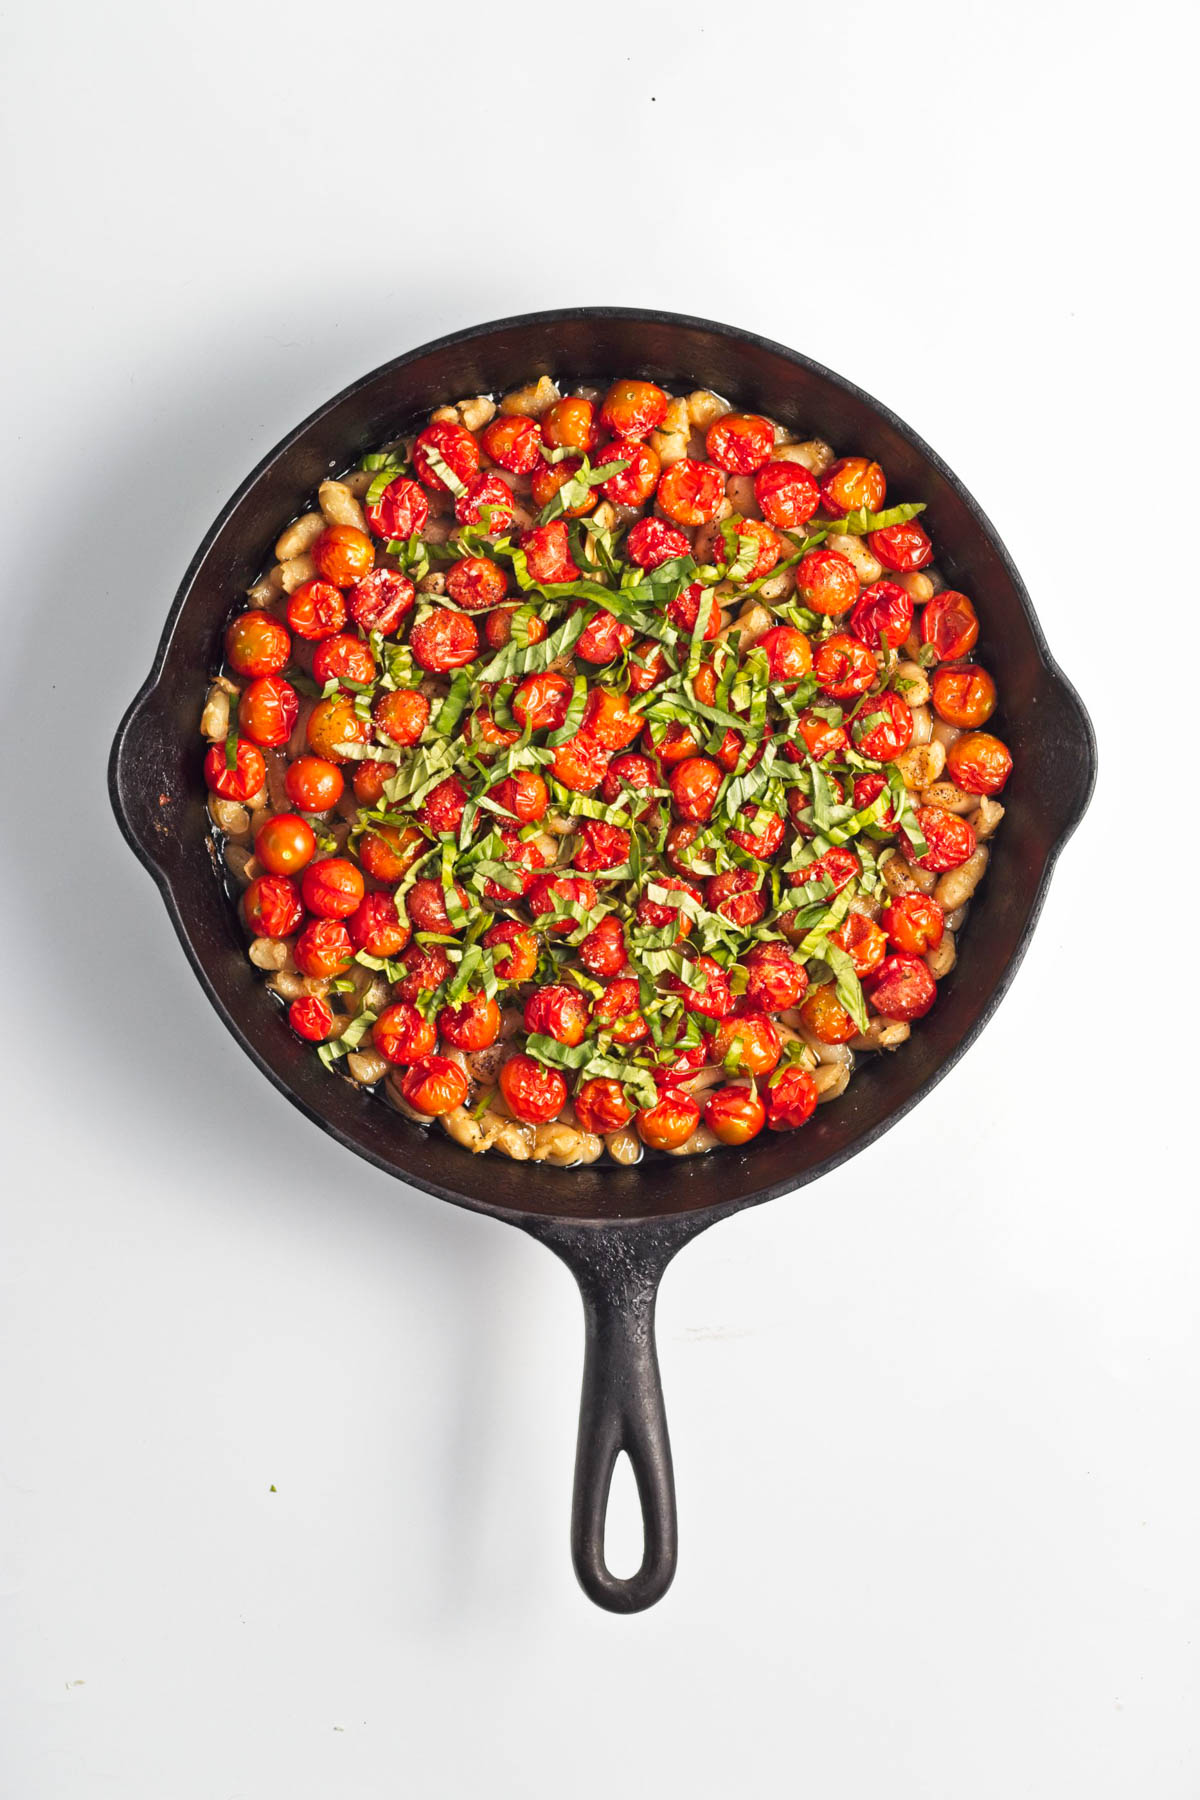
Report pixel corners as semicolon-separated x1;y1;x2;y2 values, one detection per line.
1;1;1195;1794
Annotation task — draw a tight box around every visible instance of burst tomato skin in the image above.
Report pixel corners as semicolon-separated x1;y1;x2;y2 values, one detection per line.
930;663;997;729
666;953;732;1021
359;823;426;884
706;413;775;473
373;687;430;748
591;975;649;1044
531;456;598;518
289;996;335;1042
795;548;858;616
704;1084;767;1145
306;693;370;762
312;633;375;688
301;857;364;919
482;414;542;474
481;829;546;903
636;876;702;939
526;872;600;935
392;942;451;1000
255;813;316;877
911;806;977;871
238;675;297;747
636;1088;701;1151
549;732;611;792
372;1001;437;1066
347;891;410;959
657;458;725;526
666;581;722;638
727;804;785;860
799;983;857;1044
654;719;702;767
766;1065;818;1131
205;739;266;800
882;892;944;955
792;708;849;761
513;670;573;732
920;591;979;662
499;1052;567;1123
850;581;915;651
520;519;577;583
577;913;628;978
287;579;346;642
313;524;374;588
409;608;479;672
754;460;821;530
541;394;597;452
706;868;767;926
524;984;591;1048
573;818;631;873
415;775;469;838
598;378;668;440
866;952;937;1021
852;688;914;762
285;754;343;813
438;990;502;1052
293;918;353;978
456;471;515;533
242;873;302;937
413;421;480;493
346;566;415;636
401;1056;470;1117
946;731;1012;794
787;845;860;898
406;876;468;935
600;752;658;807
365;477;429;543
758;625;814;685
447;556;508;611
851;771;900;835
599;437;660;506
576;607;634;665
743;942;808;1013
582;688;643;750
574;1078;633;1135
831;911;887;978
668;756;723;822
625;516;690;569
484;920;539;983
627;639;668;693
711;1013;781;1077
813;632;876;698
225;610;291;678
490;768;549;824
869;520;933;571
821;455;886;516
484;604;548;650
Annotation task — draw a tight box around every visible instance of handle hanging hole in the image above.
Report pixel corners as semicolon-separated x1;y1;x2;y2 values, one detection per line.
603;1450;644;1580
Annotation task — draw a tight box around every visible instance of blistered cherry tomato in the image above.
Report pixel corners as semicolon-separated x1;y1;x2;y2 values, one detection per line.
574;1078;633;1135
285;753;343;813
930;663;996;729
225;609;291;678
484;920;539;982
920;591;979;662
652;712;702;765
573;819;631;873
481;829;546;903
851;771;899;835
668;756;723;822
636;1087;700;1151
666;953;732;1020
288;996;335;1042
712;1014;781;1078
758;625;814;686
446;557;507;612
591;976;648;1044
578;689;639;751
852;689;914;762
372;1001;437;1067
532;456;597;517
799;983;857;1044
787;845;860;898
365;477;430;542
598;378;668;440
287;579;346;641
636;876;701;939
392;941;451;1000
482;414;541;474
706;868;767;927
373;687;430;748
238;675;297;748
792;707;848;761
743;942;808;1013
625;516;690;569
577;913;628;978
657;458;725;526
488;768;548;825
301;857;363;919
704;1084;766;1146
666;582;722;638
821;456;886;516
705;412;774;473
727;804;785;860
716;518;781;581
765;1065;818;1131
413;421;479;493
601;751;659;808
540;394;597;452
484;606;547;651
814;633;876;698
293;918;353;979
866;953;937;1021
454;472;515;533
526;871;600;934
401;1056;470;1117
795;548;858;616
946;731;1012;795
911;807;977;871
254;813;315;877
346;566;414;637
312;633;375;689
513;671;572;732
406;876;469;934
651;1029;707;1087
830;911;887;978
787;773;844;837
576;607;634;665
242;873;302;937
869;520;932;572
313;524;374;588
754;460;821;530
205;739;266;801
520;519;577;584
306;693;370;762
499;1052;567;1124
881;892;944;955
599;437;659;506
549;732;611;792
347;891;410;959
359;823;426;884
410;608;479;672
438;990;502;1052
525;984;590;1048
850;580;914;651
351;759;397;806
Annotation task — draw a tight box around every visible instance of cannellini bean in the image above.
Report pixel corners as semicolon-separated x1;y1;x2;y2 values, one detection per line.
920;779;975;814
605;1128;642;1165
893;740;945;790
430;406;457;424
275;552;317;595
944;903;968;931
879;854;936;896
757;564;796;602
318;479;368;532
665;1125;720;1157
385;1074;432;1123
208;794;250;838
850;1018;911;1051
465;1040;510;1084
460;395;496;431
416;571;446;595
591;499;619;533
266;969;307;1001
499;376;559;417
894;660;930;707
543;810;575;837
246;566;285;606
790;1027;853;1068
340;468;373;499
719;601;772;649
770;438;835;476
347;1048;388;1086
224;843;254;884
724;473;758;515
441;1103;504;1154
650;427;689;467
894;571;934;602
931;717;963;754
531;1122;603;1166
813;1062;851;1103
970;797;1005;841
925;931;957;978
826;532;882;585
200;684;230;741
687;390;729;429
274;512;325;562
682;1064;724;1095
244;784;268;813
247;936;288;971
909;704;933;746
935;846;989;911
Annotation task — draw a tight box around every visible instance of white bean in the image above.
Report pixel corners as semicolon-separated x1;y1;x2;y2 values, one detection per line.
920;780;975;814
908;704;933;746
925;931;957;978
894;660;930;707
770;438;835;476
935;846;989;911
347;1049;389;1086
499;376;559;417
813;1063;850;1103
208;794;250;838
664;1125;720;1157
894;571;934;602
970;797;1005;841
892;740;945;790
931;717;963;754
686;390;729;429
724;473;758;515
275;552;317;595
246;566;285;606
274;512;325;562
200;684;230;742
247;936;288;971
826;531;882;585
850;1019;911;1051
531;1122;604;1166
605;1128;642;1165
318;479;368;532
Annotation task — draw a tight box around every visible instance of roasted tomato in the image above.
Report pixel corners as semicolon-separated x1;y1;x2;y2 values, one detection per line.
306;693;370;762
820;455;886;516
525;983;591;1048
852;689;914;762
704;1084;766;1146
795;547;858;616
666;582;722;638
365;477;430;542
636;876;701;939
882;892;944;955
851;771;899;834
743;941;808;1013
526;871;600;934
438;990;502;1052
787;773;844;837
373;687;430;747
483;605;549;650
712;1013;781;1077
346;566;415;636
920;591;979;662
489;768;549;824
668;756;723;822
400;1056;470;1117
372;1001;437;1066
715;517;782;581
705;412;775;472
635;1088;700;1151
347;891;410;959
866;952;937;1021
482;414;542;474
415;775;469;838
657;458;725;526
391;941;451;1000
625;516;690;569
946;731;1012;795
573;818;631;873
930;663;997;729
758;624;815;687
654;719;702;767
513;670;573;732
520;519;578;583
541;394;598;452
576;607;634;665
598;378;668;440
549;732;610;791
727;804;785;860
765;1065;818;1131
288;996;335;1042
446;556;508;611
413;421;480;493
601;751;659;808
359;823;426;883
287;579;346;641
313;524;374;588
754;460;821;530
406;875;468;935
830;910;887;978
409;608;479;672
484;920;539;982
225;609;291;678
588;975;646;1045
237;675;297;748
792;707;848;761
293;918;353;979
499;1052;567;1123
666;953;732;1021
627;639;669;694
813;633;876;698
787;845;860;898
574;1078;633;1135
481;829;546;903
577;913;628;978
599;437;659;506
798;983;857;1044
850;581;914;651
254;813;315;877
205;739;266;801
301;857;364;919
312;633;375;688
285;753;344;813
869;520;932;572
531;456;598;518
242;873;302;938
581;688;642;750
911;807;977;871
706;868;767;927
455;471;515;533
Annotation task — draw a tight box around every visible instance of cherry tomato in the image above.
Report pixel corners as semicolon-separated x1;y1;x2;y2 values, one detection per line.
345;566;414;637
653;720;702;767
573;819;631;873
538;394;596;452
469;697;521;758
754;460;821;530
446;556;507;612
787;845;860;898
626;639;669;694
485;606;547;652
242;873;302;937
525;983;591;1047
911;807;977;872
869;520;932;572
482;414;542;474
365;476;429;543
664;583;721;640
598;378;668;440
799;983;857;1044
254;813;316;877
451;471;514;534
484;920;539;982
920;591;979;662
599;438;659;506
489;768;548;825
636;1088;700;1151
392;941;451;1000
293;918;353;978
717;517;781;581
930;663;997;729
301;857;364;919
946;731;1012;795
668;756;723;822
625;517;690;569
850;581;914;651
520;519;578;583
712;1013;781;1077
657;458;725;526
821;456;886;516
499;1052;567;1123
787;772;845;838
549;733;611;792
373;687;430;748
306;693;370;762
743;941;808;1013
573;606;631;668
531;456;597;522
851;771;900;835
574;1078;633;1135
866;952;937;1021
765;1065;818;1131
359;823;426;883
285;753;343;813
636;876;701;938
852;688;914;762
727;803;785;860
704;1083;766;1146
791;707;848;761
313;524;374;588
288;996;335;1042
481;829;547;903
438;990;502;1053
312;633;375;688
666;953;732;1020
830;911;887;978
706;412;774;473
579;688;640;751
591;975;649;1044
205;739;266;801
706;868;767;927
758;625;814;686
351;758;397;805
601;752;659;807
413;421;480;493
882;892;944;955
406;876;469;934
524;872;599;938
372;1001;437;1066
287;579;346;641
813;633;876;698
400;1055;470;1116
237;675;297;748
225;609;291;678
577;913;628;978
512;671;571;733
409;608;479;672
795;548;858;616
347;891;410;959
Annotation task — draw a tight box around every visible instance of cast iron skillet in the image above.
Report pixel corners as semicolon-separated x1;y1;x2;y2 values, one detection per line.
109;308;1096;1612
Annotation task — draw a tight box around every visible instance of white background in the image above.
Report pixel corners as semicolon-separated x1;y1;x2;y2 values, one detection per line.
2;2;1196;1795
